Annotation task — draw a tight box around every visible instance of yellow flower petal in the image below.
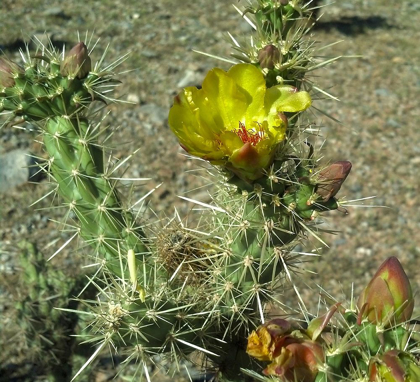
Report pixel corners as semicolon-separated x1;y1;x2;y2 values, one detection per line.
202;68;249;130
227;64;266;126
168;89;223;160
266;114;287;141
218;131;244;154
193;88;224;136
265;85;312;113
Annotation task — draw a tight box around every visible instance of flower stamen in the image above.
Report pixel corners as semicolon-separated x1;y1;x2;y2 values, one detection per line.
235;122;264;146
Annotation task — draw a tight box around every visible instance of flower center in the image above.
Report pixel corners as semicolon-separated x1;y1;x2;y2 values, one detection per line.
234;122;264;146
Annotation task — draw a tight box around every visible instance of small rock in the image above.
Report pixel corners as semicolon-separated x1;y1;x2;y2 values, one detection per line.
138;103;168;124
342;2;355;10
374;88;391;97
43;7;64;16
30;33;52;50
177;69;202;88
0;150;44;193
386;118;400;128
349;183;362;193
356;247;372;258
410;156;420;165
127;93;140;103
43;7;71;20
333;238;347;246
141;49;159;59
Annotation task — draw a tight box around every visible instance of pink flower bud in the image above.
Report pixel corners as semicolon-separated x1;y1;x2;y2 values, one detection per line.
0;57;23;88
60;42;91;79
357;257;414;326
258;44;281;70
316;161;352;202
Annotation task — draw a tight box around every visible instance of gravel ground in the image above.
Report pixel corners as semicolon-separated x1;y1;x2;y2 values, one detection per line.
1;0;420;380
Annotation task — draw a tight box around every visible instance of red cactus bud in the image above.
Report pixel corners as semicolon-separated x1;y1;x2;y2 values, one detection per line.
0;57;23;88
368;350;420;382
60;42;91;79
258;44;281;70
357;257;414;326
316;161;352;202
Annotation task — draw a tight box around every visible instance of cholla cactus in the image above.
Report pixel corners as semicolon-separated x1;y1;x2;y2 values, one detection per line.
1;1;418;381
12;241;94;381
0;39;149;277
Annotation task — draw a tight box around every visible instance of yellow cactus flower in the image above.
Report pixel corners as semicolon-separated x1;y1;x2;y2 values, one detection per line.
168;63;311;181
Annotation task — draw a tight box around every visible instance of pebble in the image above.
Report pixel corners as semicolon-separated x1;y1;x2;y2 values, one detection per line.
385;118;400;128
43;7;65;17
0;149;44;193
127;93;140;104
374;88;391;97
176;69;202;88
29;33;52;50
138;103;168;124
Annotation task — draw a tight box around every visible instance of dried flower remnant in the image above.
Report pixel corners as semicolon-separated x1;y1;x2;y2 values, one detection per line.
247;318;324;382
369;350;420;382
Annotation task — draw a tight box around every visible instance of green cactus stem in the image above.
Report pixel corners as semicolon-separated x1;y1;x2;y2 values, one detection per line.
0;41;150;280
12;241;95;382
43;115;149;275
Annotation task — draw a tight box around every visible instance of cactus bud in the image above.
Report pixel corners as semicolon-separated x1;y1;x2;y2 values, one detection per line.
357;257;414;326
316;161;352;202
0;57;23;88
369;350;420;382
258;44;281;70
60;42;91;79
369;350;405;382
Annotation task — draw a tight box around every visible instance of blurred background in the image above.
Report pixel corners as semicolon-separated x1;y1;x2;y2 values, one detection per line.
1;0;419;380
